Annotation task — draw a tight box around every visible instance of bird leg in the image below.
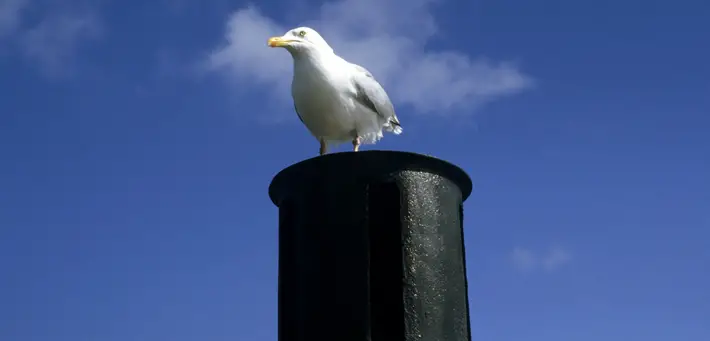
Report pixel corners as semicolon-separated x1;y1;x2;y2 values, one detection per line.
352;136;361;152
319;139;327;156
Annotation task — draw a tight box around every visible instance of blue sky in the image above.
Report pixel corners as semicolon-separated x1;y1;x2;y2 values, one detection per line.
1;0;709;340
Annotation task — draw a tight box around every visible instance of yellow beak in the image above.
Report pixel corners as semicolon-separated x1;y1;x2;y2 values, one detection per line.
267;36;291;47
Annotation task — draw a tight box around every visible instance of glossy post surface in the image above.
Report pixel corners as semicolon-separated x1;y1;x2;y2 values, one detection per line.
269;151;473;341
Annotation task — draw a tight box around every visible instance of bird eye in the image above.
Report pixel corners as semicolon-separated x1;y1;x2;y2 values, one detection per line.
298;30;307;37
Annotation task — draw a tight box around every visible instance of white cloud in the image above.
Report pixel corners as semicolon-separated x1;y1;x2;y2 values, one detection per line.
540;247;572;271
0;0;102;78
511;247;537;273
20;10;101;78
203;0;533;118
0;0;27;37
511;246;571;273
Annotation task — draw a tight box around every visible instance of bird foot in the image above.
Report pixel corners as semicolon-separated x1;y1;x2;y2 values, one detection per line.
352;137;361;152
319;139;327;156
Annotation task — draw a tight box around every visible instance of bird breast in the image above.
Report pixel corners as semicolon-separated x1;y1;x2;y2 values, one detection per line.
291;57;358;140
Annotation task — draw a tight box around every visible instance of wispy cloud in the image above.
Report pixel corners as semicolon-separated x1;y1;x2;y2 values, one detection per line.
0;0;102;78
203;0;533;119
511;246;571;273
161;0;189;15
511;247;537;273
20;10;101;78
0;0;27;38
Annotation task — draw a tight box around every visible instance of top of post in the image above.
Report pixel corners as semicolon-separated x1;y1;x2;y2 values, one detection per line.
268;150;472;206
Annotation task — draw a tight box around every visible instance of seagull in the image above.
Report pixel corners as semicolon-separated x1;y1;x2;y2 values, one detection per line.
267;27;402;156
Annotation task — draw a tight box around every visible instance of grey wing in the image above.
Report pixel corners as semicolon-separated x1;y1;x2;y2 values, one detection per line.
350;64;402;130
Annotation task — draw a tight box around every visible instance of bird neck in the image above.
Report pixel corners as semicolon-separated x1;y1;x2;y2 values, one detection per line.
292;46;336;62
292;52;342;84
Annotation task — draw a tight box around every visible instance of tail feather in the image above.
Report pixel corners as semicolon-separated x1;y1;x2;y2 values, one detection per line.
386;116;403;134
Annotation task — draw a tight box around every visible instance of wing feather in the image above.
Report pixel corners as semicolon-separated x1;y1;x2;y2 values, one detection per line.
350;64;402;132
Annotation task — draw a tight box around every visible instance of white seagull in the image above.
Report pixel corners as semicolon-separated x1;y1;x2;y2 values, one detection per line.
267;27;402;156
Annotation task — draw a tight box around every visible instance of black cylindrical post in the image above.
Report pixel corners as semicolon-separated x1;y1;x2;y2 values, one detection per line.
269;151;473;341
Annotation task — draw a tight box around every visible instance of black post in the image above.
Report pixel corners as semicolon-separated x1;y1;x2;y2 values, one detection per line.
269;151;473;341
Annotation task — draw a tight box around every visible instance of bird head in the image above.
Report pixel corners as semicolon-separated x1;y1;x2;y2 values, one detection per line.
267;27;334;55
